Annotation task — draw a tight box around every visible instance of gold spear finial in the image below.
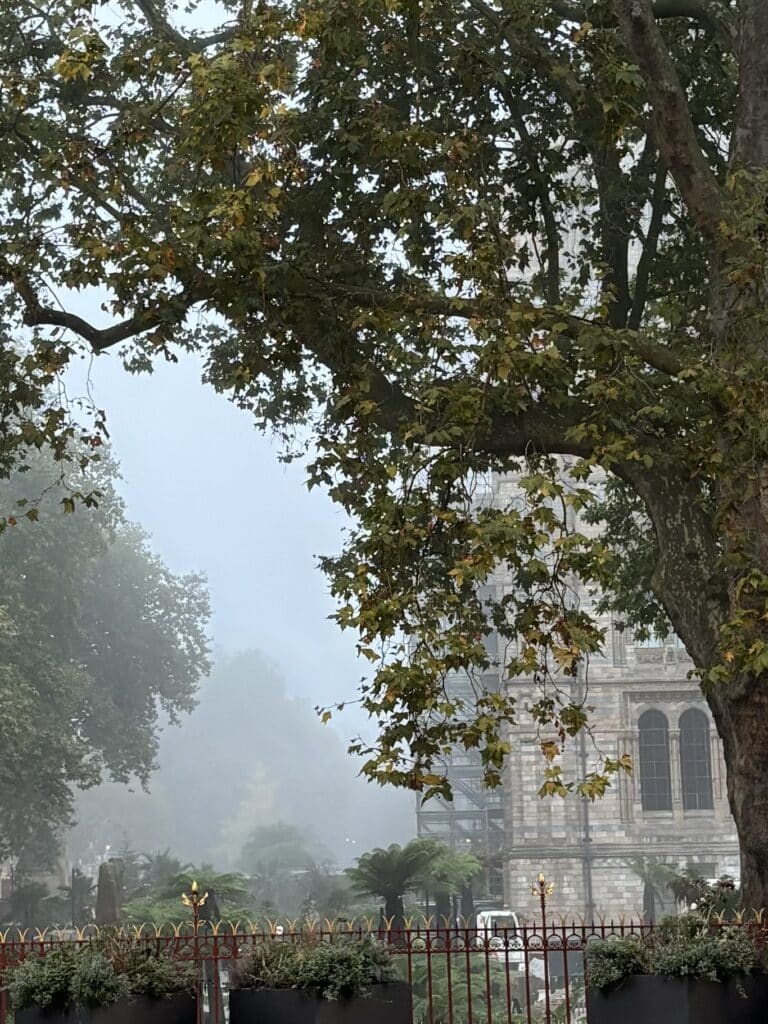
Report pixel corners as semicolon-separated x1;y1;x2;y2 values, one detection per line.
181;880;208;908
531;873;555;898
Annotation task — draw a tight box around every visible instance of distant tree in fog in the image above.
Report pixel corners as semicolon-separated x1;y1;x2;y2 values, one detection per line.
0;451;210;866
67;650;411;867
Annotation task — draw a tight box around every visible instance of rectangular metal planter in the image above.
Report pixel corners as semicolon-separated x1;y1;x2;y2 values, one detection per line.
586;974;768;1024
229;982;411;1024
15;993;196;1024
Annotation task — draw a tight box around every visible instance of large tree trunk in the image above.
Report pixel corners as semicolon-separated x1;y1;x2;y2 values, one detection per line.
700;0;768;908
613;0;768;916
384;894;406;935
434;890;451;924
708;684;768;911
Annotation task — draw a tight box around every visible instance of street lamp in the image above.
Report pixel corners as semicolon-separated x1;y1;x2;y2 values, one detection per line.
530;873;555;1020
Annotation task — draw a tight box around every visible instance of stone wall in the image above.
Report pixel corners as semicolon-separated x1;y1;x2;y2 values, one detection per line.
426;469;741;918
501;629;740;917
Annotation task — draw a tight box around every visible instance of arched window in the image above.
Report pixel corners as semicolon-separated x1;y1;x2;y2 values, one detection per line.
639;710;672;811
679;708;714;810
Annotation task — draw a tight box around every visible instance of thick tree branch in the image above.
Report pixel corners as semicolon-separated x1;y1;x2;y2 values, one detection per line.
5;269;190;351
492;78;561;304
613;0;723;240
477;404;595;460
134;0;236;53
323;284;686;376
628;160;668;329
4;263;686;379
592;145;633;328
551;0;734;45
732;0;768;170
617;463;725;667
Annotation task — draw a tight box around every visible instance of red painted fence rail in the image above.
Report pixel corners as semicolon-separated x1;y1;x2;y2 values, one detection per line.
0;920;657;1024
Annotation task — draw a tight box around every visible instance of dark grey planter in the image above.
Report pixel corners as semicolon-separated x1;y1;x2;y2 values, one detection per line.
586;974;768;1024
229;982;410;1024
15;993;196;1024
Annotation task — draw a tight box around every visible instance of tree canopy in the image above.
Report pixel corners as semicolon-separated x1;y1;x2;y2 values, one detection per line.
0;453;210;864
239;823;332;875
3;0;768;904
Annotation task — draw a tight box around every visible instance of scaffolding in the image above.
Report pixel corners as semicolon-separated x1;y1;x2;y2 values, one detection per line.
415;657;506;905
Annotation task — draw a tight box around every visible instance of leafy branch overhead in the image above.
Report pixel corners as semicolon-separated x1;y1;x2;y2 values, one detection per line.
3;0;768;902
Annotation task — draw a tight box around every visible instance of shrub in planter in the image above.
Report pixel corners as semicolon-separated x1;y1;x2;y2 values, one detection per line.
230;936;410;1024
585;913;768;1024
8;937;198;1024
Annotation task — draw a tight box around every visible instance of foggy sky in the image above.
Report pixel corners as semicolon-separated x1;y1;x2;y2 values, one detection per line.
64;345;414;857
67;349;363;711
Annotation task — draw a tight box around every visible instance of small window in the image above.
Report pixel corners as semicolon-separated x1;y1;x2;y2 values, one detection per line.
680;709;714;810
639;710;672;811
612;622;627;666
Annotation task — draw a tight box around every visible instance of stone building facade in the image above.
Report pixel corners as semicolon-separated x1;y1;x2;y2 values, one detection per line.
416;471;740;918
502;625;740;919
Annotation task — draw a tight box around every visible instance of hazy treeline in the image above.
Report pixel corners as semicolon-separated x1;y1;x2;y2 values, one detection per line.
68;650;412;869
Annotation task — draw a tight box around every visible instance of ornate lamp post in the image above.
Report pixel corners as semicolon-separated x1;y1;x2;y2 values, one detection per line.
181;881;208;1024
531;873;555;1020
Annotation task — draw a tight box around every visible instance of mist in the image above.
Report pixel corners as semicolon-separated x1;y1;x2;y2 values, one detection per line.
68;649;412;870
64;347;362;708
62;349;414;872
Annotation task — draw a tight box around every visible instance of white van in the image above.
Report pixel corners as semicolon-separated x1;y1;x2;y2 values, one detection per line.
474;909;525;967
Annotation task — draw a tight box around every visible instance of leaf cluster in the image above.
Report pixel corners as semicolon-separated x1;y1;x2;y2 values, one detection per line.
233;936;397;1000
8;939;197;1012
586;915;760;992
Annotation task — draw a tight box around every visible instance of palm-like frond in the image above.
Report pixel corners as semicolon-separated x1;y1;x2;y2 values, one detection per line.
346;841;437;901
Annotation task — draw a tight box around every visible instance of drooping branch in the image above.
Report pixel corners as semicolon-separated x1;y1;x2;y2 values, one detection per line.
613;0;724;239
4;259;688;379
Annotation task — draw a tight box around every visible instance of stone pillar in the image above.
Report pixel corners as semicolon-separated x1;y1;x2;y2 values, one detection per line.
618;731;634;823
669;729;683;819
712;731;727;822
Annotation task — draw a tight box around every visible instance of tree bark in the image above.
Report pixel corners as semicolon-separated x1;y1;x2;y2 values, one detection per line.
434;890;451;924
385;894;406;934
706;683;768;910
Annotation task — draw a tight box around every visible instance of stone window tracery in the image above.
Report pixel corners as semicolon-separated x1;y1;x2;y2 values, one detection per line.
638;709;673;811
679;708;714;810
